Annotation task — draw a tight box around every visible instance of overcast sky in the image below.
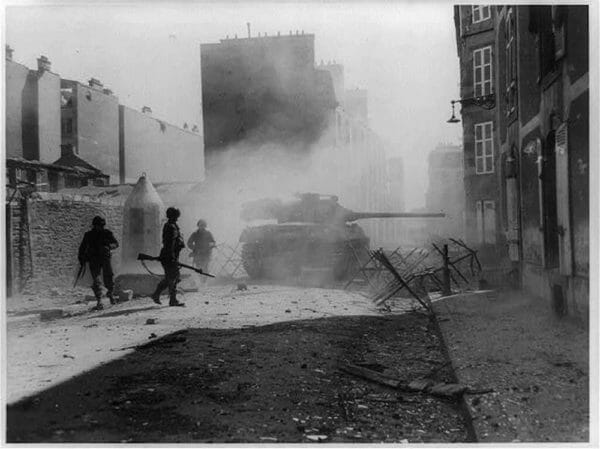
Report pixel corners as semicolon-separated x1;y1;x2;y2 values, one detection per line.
6;1;462;209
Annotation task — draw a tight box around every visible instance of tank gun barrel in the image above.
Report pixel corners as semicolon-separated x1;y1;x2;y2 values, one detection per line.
345;212;445;221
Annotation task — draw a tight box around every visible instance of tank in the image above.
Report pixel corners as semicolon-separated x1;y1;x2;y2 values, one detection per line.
239;193;444;280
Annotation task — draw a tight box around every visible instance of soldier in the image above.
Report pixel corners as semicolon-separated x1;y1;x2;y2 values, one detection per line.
78;215;119;310
187;219;216;279
151;207;186;307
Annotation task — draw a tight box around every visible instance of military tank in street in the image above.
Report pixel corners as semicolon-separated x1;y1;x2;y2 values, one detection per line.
239;193;444;280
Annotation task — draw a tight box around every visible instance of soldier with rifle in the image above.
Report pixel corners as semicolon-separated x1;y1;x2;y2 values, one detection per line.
150;207;186;307
77;215;119;311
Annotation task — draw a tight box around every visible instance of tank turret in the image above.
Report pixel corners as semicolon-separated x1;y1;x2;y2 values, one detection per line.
241;192;444;224
239;193;444;281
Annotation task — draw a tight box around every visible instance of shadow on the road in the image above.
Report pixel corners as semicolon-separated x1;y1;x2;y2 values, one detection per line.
90;305;161;319
6;313;469;444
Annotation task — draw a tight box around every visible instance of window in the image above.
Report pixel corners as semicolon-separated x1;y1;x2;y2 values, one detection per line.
476;200;496;244
473;46;493;97
505;8;517;114
474;122;494;174
472;5;491;23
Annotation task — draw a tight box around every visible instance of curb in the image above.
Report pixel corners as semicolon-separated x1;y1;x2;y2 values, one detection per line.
428;307;478;442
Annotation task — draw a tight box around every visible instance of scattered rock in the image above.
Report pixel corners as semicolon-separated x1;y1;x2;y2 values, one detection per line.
305;435;328;441
408;378;434;391
148;333;157;339
285;309;291;313
146;318;157;325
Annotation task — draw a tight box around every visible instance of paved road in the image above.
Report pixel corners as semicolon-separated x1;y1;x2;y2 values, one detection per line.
6;284;417;404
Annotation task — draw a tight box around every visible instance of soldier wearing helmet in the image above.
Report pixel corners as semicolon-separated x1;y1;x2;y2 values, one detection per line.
151;207;186;307
187;219;216;283
78;215;119;310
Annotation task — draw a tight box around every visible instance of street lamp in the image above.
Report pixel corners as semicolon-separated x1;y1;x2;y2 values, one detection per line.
446;93;496;123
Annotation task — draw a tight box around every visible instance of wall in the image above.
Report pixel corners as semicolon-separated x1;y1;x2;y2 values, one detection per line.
5;60;29;158
120;106;205;184
64;81;120;182
37;70;61;163
8;193;124;292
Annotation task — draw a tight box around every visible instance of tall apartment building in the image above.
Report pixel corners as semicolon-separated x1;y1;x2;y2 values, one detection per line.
5;50;61;163
453;6;506;268
454;5;589;319
200;31;338;162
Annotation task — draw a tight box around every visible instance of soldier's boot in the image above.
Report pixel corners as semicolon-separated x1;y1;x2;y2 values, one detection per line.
107;291;116;305
169;293;185;307
93;299;104;311
151;290;162;305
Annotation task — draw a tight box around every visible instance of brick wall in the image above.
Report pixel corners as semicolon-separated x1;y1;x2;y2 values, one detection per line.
7;193;124;292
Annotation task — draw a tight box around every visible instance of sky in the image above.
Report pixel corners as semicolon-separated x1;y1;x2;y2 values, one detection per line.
5;1;462;209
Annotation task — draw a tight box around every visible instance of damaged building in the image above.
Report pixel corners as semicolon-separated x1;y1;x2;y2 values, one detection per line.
453;5;589;319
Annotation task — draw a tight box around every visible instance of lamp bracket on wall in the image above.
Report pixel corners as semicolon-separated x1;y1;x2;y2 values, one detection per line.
447;93;496;123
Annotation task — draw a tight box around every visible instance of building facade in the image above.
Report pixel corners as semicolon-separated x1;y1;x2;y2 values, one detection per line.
494;5;589;318
454;5;589;319
6;48;205;187
119;105;204;184
200;32;337;162
454;6;507;269
60;78;120;182
5;49;61;163
425;143;465;241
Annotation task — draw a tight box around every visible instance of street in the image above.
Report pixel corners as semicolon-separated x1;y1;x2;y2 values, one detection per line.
6;284;472;443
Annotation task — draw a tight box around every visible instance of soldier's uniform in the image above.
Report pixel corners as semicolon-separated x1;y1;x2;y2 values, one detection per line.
78;216;119;310
151;207;186;307
187;220;216;272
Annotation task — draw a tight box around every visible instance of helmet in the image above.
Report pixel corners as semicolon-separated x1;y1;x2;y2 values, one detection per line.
92;216;106;226
166;207;181;219
197;219;207;228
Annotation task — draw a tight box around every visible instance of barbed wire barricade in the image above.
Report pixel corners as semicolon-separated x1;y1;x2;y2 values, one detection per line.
211;242;246;280
344;239;482;311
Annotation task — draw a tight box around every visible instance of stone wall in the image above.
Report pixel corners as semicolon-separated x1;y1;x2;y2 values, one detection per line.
7;192;124;293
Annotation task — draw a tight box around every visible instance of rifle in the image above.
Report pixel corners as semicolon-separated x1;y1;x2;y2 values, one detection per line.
73;262;86;287
137;253;215;278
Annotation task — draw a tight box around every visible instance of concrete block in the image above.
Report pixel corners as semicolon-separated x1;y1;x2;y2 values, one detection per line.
115;273;161;297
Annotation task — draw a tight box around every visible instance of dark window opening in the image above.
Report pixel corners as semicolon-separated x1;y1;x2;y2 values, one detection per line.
540;131;559;268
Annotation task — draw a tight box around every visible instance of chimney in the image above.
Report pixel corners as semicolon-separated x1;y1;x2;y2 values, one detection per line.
60;144;75;157
37;55;51;72
142;106;152;115
247;22;251;38
88;78;103;89
6;45;13;61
